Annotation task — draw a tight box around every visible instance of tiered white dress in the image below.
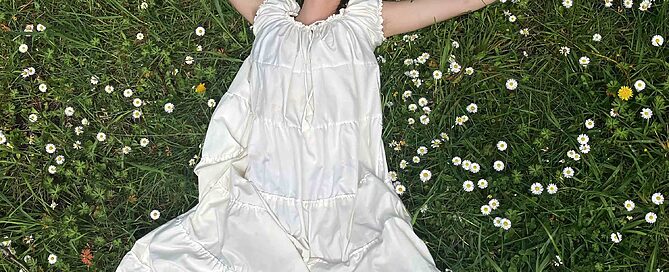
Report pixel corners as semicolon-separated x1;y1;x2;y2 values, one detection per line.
116;0;440;270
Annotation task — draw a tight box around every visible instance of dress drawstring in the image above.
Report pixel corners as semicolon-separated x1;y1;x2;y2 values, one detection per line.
299;30;316;133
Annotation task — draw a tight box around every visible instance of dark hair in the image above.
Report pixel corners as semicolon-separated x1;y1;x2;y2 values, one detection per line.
296;0;350;14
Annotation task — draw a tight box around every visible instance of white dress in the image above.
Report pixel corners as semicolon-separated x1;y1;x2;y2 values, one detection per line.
116;0;439;270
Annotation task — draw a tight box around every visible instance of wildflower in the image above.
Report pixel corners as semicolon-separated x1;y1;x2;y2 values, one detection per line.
164;102;175;113
508;15;517;22
577;134;589;145
477;179;488;189
506;78;518;90
39;83;48;92
610;232;622;243
463;180;474;192
64;106;75;117
150;209;161;220
80;247;94;267
559;46;570;56
640;108;652;119
500;218;511;230
45;143;56;154
469;163;480;173
623;0;633;8
562;0;573;8
466;103;478;113
651;35;664;47
195;83;207;94
123;88;133;97
140;138;150;147
461;160;471;171
55;155;65;165
395;184;406;195
465;67;474;75
136;32;144;40
207;98;216;108
417;146;428;156
493;160;505;171
419;114;429;125
433;70;442;80
519;28;529;36
185;55;194;65
122;146;132;154
452;156;462;165
585;118;595;129
419;169;432;182
412;155;420;163
133;98;143;107
140;1;148;9
452;41;460;48
547;183;558;194
481;205;492;215
651;193;664;205
617;86;633;101
36;24;46;31
530;182;543;195
579;144;590;154
497;140;507;151
579;56;590;67
634;80;646;91
399;159;408;169
645;212;657;224
48;253;58;264
624;200;635;211
28;114;38;122
562;167;574;178
96;132;107;142
493;217;502;227
19;44;28;53
195;26;206;36
638;0;652;11
592;33;602;42
407;117;415;125
488;199;499;210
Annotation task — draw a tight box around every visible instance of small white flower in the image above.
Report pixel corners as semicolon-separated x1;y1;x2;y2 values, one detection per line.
640;108;653;120
45;143;56;154
185;55;194;65
407;117;415;125
452;156;462;166
645;212;657;224
530;182;543;195
489;199;499;210
500;218;512;230
585;118;595;129
75;126;84;135
496;141;507;151
579;56;590;67
96;132;107;142
651;193;664;205
133;98;143;107
388;171;398;181
140;138;150;147
651;35;664;47
623;0;633;8
634;80;646;91
562;0;573;8
122;146;132;154
463;180;474;192
493;217;502;227
493;160;505;171
164;102;174;113
48;253;58;264
592;33;602;42
150;209;161;220
624;200;635;211
610;232;622;243
81;118;89;126
419;169;432;182
432;70;443;80
36;24;46;32
470;162;480;173
465;67;474;75
477;179;488;189
452;41;460;48
140;1;148;9
105;85;114;94
419;114;430;125
136;32;144;40
90;75;99;85
480;205;492;215
562;167;574;178
559;46;571;56
547;183;558;194
123;88;133;97
577;134;589;145
207;98;217;108
55;155;65;165
28;113;38;122
506;79;518;90
416;146;428;156
395;184;406;195
196;44;203;51
466;103;478;113
64;106;75;117
48;165;57;174
19;43;28;53
461;160;471;171
508;15;517;22
195;26;206;36
519;28;529;36
39;83;48;92
412;156;420;164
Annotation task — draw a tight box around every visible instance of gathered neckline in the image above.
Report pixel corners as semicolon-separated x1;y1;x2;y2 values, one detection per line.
284;0;352;30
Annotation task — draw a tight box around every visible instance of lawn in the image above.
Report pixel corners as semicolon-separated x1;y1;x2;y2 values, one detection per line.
1;0;667;271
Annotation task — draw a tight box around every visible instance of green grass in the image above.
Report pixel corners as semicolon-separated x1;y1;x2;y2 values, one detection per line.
1;0;668;271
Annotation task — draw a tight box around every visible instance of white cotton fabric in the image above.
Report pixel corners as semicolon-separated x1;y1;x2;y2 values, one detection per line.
116;0;440;270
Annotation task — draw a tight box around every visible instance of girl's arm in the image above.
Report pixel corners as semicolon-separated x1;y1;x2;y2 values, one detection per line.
381;0;498;38
229;0;265;25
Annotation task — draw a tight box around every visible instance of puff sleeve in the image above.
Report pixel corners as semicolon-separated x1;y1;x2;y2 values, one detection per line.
346;0;387;48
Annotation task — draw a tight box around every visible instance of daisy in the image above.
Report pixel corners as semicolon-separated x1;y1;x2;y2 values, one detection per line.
399;159;408;169
136;32;144;40
207;99;217;108
645;212;657;224
419;169;432;182
508;15;517;22
48;253;58;264
105;85;114;93
185;55;194;65
651;192;664;205
140;1;148;9
610;232;622;243
559;46;570;56
562;0;573;8
488;199;499;210
164;102;175;113
64;106;75;116
81;118;89;126
470;163;480;173
122;146;132;154
408;104;417;112
493;160;505;171
419;114;429;125
640;108;652;120
418;97;428;107
73;140;82;149
96;132;107;142
395;184;406;195
623;200;635;211
48;165;57;174
530;182;543;195
133;98;143;107
506;79;518;90
75;126;84;135
449;62;461;73
567;150;577;159
579;56;590;67
452;41;460;49
140;138;150;147
546;183;558;194
452;156;462;165
480;205;492;215
55;155;65;165
604;0;613;7
195;26;206;36
493;217;502;227
584;118;595;129
464;67;474;75
500;218;512;230
123;88;133;97
651;35;664;47
562;167;574;178
407;117;415;125
39;83;48;92
432;70;442;80
24;24;33;32
579;144;590;154
417;146;428;155
412;157;420;164
466;103;478;113
577;134;589;145
463;180;475;192
634;80;646;91
572;153;581;161
461;160;471;171
28;114;38;122
19;44;28;53
592;33;602;42
618;86;634;101
440;132;449;141
45;143;56;154
497;140;507;151
477;179;488;189
519;28;529;36
389;171;398;181
36;24;46;31
408;69;419;78
638;0;652;11
623;0;633;8
150;209;161;220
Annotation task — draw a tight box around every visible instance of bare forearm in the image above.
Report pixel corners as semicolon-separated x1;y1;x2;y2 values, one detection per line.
382;0;498;38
